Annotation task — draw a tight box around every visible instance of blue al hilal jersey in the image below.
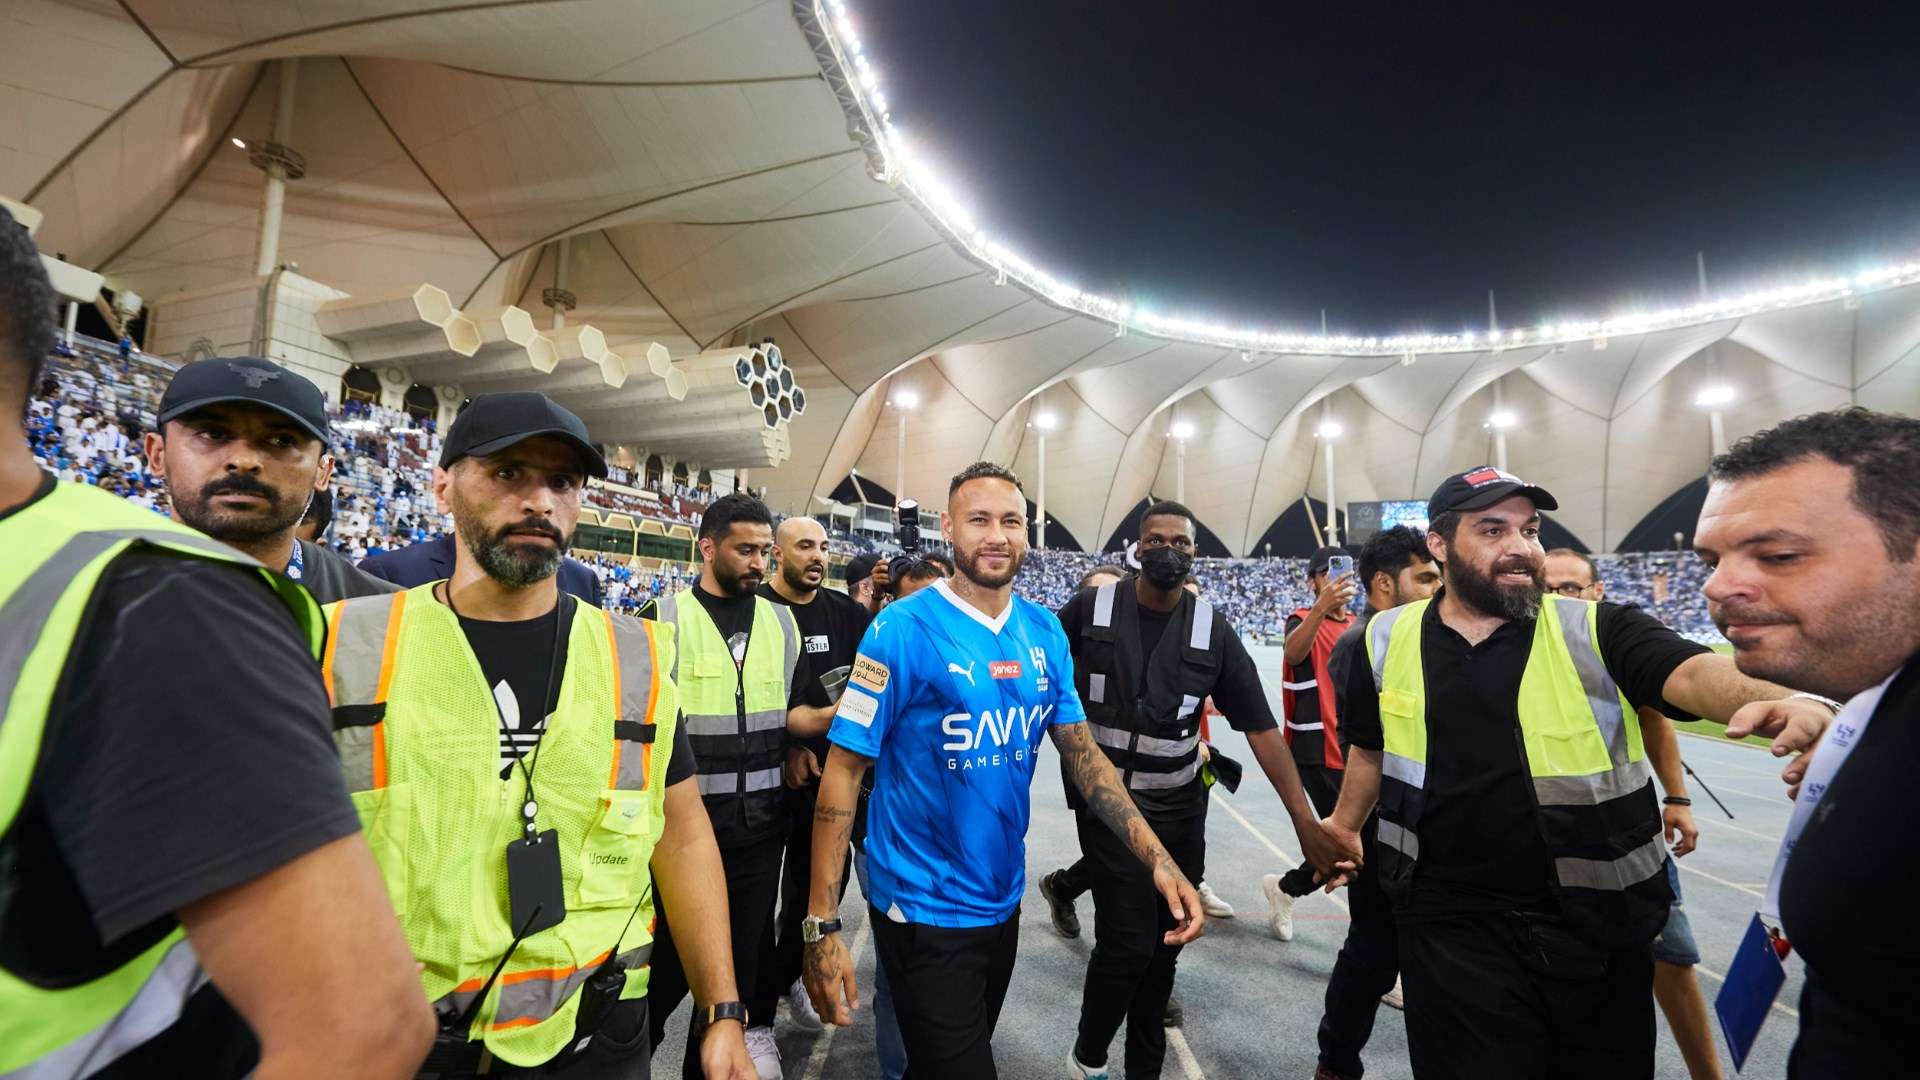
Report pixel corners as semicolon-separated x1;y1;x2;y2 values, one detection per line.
829;578;1086;928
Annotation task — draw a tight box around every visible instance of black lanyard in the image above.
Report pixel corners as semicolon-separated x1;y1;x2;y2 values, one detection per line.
446;584;574;840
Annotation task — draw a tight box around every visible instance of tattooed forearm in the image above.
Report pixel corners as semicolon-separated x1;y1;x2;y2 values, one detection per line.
1052;724;1177;874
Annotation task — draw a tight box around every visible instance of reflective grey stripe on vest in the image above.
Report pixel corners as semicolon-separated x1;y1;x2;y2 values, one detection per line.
1179;693;1201;719
1127;759;1200;789
1555;598;1630;766
1367;602;1411;692
0;529;254;748
1381;751;1426;789
15;937;208;1080
1091;581;1117;627
329;594;403;794
697;767;783;796
1377;819;1420;860
1090;723;1198;759
773;603;801;687
683;708;786;737
1554;836;1666;892
435;941;654;1029
1189;599;1213;650
1088;673;1107;703
653;593;681;681
606;613;660;790
1534;757;1653;806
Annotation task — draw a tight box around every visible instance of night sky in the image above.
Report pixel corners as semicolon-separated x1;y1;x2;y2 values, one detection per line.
857;2;1920;337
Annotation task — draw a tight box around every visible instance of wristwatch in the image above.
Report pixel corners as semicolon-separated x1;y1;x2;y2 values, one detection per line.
800;914;843;944
697;1001;747;1031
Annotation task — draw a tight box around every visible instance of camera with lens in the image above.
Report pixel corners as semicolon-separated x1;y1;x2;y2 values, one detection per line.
888;500;921;589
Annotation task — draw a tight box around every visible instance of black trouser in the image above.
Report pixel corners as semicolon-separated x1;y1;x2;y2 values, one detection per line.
1398;911;1654;1080
1072;806;1207;1079
646;831;784;1075
748;788;851;1027
1054;854;1093;902
1278;763;1343;897
1315;815;1398;1079
869;905;1020;1079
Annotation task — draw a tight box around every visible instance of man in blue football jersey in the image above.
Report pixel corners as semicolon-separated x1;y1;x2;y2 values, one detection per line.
798;461;1205;1078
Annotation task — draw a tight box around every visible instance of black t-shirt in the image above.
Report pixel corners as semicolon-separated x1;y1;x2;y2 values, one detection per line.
0;474;360;1072
1779;657;1920;1074
1341;594;1707;918
457;597;694;787
1057;588;1279;820
758;584;870;760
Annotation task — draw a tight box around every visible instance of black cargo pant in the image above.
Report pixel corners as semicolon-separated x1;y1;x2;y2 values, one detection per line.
646;831;784;1076
1072;805;1207;1079
1398;910;1655;1079
869;905;1021;1079
747;787;850;1027
1315;814;1399;1079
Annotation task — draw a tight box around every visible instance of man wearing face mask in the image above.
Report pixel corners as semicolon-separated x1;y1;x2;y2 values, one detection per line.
1051;501;1354;1079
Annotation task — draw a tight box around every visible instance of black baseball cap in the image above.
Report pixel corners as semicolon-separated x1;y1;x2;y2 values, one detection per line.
157;358;330;444
1426;466;1559;522
845;552;881;586
439;392;607;478
1308;545;1349;576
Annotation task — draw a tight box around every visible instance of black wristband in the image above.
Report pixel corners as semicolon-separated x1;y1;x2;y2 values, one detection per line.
1663;796;1693;807
697;1001;747;1031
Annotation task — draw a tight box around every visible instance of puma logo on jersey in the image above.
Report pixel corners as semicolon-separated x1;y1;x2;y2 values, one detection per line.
947;661;977;686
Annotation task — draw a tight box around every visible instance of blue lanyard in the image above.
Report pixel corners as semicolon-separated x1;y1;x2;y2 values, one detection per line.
286;539;305;581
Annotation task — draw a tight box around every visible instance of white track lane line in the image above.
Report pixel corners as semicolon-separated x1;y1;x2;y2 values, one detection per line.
800;910;875;1080
1212;793;1350;915
1673;860;1766;900
1165;1024;1208;1079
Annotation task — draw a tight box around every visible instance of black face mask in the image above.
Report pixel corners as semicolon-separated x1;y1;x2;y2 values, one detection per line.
1138;545;1193;590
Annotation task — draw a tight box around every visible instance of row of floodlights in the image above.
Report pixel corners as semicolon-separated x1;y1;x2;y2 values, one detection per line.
818;0;1920;357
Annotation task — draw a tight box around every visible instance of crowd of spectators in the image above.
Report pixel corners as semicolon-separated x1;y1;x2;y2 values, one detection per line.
27;342;1725;642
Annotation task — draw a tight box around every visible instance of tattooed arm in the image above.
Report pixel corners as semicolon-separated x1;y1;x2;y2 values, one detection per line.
801;744;870;1025
1050;721;1207;945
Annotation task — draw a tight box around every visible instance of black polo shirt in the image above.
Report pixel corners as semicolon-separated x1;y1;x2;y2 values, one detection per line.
1341;592;1707;918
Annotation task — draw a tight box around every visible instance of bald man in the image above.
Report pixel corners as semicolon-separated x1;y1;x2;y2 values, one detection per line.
750;517;878;1039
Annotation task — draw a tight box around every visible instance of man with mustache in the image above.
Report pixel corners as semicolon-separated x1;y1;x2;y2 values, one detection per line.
1323;466;1833;1079
1694;408;1920;1077
144;356;397;603
641;493;803;1080
320;392;752;1079
801;463;1205;1078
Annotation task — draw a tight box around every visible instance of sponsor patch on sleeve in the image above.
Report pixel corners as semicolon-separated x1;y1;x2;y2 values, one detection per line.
837;687;879;728
850;654;890;694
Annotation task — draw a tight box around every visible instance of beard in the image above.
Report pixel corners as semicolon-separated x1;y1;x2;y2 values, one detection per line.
713;558;763;597
1446;545;1544;622
955;543;1023;590
175;472;308;544
780;559;823;595
454;498;569;588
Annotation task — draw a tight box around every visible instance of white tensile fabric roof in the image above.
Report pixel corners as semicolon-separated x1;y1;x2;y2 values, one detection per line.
8;0;1918;552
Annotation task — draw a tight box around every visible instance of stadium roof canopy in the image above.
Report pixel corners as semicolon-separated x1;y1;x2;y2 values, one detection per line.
8;0;1920;553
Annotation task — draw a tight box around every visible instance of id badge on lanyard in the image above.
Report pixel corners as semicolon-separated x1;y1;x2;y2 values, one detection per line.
1714;676;1892;1071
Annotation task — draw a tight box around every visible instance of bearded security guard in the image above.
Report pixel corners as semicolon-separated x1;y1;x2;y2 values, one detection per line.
1052;500;1353;1080
640;491;803;1079
0;206;431;1077
1324;467;1836;1080
321;393;753;1079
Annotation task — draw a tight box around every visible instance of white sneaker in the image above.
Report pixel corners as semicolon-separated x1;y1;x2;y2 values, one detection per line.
1381;976;1405;1011
745;1025;782;1080
1197;880;1236;918
785;977;823;1033
1262;873;1296;941
1068;1050;1111;1079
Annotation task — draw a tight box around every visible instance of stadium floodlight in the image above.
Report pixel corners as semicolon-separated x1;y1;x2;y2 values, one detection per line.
1170;420;1196;440
1034;411;1058;431
1318;420;1344;439
231;138;247;149
891;388;920;410
1694;385;1736;408
1487;410;1517;430
817;0;1920;357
